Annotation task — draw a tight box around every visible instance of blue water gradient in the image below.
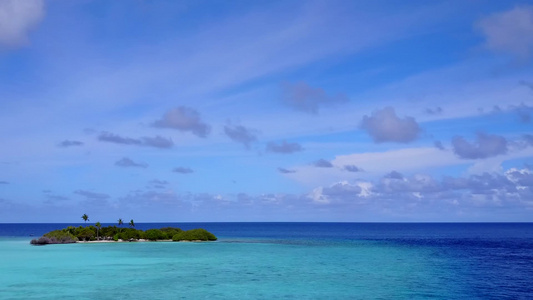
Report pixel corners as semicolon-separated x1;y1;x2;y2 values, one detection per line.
0;223;532;299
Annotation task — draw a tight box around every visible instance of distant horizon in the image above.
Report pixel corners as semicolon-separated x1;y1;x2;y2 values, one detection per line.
1;1;532;223
1;221;532;224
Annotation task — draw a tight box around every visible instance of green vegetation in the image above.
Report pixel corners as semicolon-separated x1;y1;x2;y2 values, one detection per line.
172;228;218;241
76;227;95;241
160;227;183;239
144;229;166;241
95;222;102;240
115;228;142;241
30;229;77;245
30;224;216;245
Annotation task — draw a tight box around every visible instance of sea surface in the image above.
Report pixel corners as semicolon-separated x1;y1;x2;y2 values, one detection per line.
0;223;532;299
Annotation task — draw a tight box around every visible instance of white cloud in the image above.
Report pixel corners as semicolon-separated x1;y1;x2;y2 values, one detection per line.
477;5;533;60
452;133;508;159
360;107;421;143
224;123;258;149
115;157;148;168
313;159;333;168
0;0;44;47
153;107;211;138
266;140;304;154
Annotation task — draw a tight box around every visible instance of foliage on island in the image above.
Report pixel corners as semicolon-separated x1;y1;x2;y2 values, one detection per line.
30;225;217;245
172;228;218;241
30;230;78;245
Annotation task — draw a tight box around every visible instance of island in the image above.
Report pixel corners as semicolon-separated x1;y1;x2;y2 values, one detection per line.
30;225;217;245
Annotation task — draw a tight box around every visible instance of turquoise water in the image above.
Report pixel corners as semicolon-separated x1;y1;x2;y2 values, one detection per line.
1;223;532;299
1;238;459;299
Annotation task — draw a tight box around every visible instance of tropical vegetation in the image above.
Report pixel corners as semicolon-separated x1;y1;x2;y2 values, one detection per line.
172;228;218;241
30;219;217;245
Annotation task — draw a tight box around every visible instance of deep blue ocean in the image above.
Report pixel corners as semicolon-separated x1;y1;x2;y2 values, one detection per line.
1;223;532;299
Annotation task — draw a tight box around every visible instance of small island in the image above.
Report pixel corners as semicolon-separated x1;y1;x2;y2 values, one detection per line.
30;216;217;245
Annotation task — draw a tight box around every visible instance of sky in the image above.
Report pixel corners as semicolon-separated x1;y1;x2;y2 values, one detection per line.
1;0;533;223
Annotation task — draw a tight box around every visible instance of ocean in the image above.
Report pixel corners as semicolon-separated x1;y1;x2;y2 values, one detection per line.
0;223;532;299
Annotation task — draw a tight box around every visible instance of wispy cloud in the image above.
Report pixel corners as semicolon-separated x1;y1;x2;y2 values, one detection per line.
266;140;303;154
343;165;362;172
488;103;532;123
99;132;141;146
98;132;173;149
520;80;533;90
44;193;69;204
74;190;110;200
115;157;148;168
434;141;446;151
510;103;533;123
148;179;169;189
57;140;84;148
278;167;296;174
173;167;193;174
149;179;168;185
281;82;348;114
74;189;110;207
119;190;192;212
224;123;258;149
424;107;443;115
140;136;174;149
524;134;533;146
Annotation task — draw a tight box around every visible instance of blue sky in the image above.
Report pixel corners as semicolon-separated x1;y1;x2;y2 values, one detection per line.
1;0;533;222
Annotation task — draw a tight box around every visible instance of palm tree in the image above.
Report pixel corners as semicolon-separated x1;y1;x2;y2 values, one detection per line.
129;219;135;228
95;222;101;240
81;214;89;224
118;218;123;233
